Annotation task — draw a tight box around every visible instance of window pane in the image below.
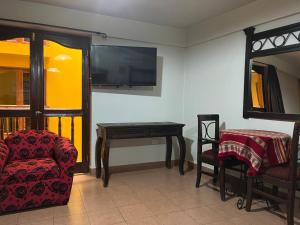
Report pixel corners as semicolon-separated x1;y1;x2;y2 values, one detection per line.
44;40;82;110
251;71;265;108
0;38;30;108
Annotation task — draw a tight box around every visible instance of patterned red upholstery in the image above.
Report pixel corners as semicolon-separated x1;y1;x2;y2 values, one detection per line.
1;158;60;185
54;137;77;178
0;140;9;173
5;130;57;161
0;130;77;213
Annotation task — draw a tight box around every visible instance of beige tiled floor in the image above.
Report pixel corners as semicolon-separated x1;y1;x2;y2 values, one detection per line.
1;167;300;225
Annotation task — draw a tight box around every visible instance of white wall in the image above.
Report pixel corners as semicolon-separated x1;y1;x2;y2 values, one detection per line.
0;0;186;169
278;72;300;114
183;24;295;164
0;0;299;168
90;36;184;168
187;0;300;46
0;0;186;47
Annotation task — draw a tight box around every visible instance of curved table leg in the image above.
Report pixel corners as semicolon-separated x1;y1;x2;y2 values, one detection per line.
95;137;103;179
165;136;172;169
176;135;186;175
101;139;110;187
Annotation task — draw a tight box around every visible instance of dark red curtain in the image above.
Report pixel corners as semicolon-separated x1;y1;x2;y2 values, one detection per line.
265;65;285;113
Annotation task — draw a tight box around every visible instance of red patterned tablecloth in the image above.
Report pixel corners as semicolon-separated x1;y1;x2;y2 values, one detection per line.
218;129;291;176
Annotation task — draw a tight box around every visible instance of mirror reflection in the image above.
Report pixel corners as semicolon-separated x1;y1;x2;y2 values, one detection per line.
251;52;300;114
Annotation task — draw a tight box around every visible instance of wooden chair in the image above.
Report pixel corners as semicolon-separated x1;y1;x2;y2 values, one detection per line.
245;121;300;225
196;114;220;188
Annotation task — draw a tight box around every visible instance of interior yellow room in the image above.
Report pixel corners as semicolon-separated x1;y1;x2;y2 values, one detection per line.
0;39;83;162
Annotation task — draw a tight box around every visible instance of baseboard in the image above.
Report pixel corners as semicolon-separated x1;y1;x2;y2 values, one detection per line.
90;160;182;175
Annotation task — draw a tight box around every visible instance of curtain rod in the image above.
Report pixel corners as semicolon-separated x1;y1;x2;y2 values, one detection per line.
0;18;108;38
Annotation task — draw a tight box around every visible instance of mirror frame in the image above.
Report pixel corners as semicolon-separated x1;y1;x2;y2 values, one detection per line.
243;22;300;121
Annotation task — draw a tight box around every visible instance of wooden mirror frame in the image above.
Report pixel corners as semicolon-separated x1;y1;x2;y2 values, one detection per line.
243;22;300;121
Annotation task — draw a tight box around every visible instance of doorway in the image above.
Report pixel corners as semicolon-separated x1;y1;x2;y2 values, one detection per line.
0;26;91;173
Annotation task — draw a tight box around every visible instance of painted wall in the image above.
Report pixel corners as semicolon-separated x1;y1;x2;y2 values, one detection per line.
44;41;83;162
0;72;17;105
1;0;300;169
0;0;186;47
183;23;295;164
277;72;300;114
90;36;184;168
187;0;300;46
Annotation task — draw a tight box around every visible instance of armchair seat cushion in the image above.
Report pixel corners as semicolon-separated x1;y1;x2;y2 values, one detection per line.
1;158;60;185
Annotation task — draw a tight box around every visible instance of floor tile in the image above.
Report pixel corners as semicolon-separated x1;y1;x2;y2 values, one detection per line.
154;211;198;225
0;167;295;225
119;203;153;221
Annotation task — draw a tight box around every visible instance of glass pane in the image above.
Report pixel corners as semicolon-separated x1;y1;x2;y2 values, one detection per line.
44;40;82;110
44;40;83;163
0;38;30;109
46;117;82;162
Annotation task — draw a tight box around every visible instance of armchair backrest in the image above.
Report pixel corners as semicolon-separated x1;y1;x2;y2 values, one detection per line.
5;130;58;162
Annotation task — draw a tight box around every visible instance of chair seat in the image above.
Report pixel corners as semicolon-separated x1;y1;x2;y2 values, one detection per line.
1;158;60;185
202;150;241;166
264;164;300;181
202;149;218;164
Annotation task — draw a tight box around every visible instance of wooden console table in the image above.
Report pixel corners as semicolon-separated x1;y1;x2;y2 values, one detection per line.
95;122;186;187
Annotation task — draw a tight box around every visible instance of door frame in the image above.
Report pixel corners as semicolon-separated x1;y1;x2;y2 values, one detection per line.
0;25;91;173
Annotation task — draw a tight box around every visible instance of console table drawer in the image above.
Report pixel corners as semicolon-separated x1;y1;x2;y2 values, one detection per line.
150;127;180;137
109;127;149;139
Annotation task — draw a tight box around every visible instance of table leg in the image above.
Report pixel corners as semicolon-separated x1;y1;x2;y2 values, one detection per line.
245;177;253;211
95;137;103;178
165;136;172;169
220;161;225;201
176;135;186;175
101;139;110;187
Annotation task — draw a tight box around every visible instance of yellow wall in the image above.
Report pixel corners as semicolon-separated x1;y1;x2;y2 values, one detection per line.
251;71;265;109
44;41;82;162
0;71;17;104
0;39;83;162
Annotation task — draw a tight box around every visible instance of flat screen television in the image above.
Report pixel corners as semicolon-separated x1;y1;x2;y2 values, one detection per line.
91;45;157;86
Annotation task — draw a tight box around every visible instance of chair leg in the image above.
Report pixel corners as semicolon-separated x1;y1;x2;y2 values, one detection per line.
245;177;253;212
287;185;296;225
196;154;202;188
219;163;225;201
213;166;218;184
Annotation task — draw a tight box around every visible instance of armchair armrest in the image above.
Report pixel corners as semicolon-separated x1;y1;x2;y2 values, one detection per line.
0;140;9;172
54;137;78;178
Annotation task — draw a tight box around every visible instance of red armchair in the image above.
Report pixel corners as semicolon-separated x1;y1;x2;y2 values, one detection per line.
0;130;77;213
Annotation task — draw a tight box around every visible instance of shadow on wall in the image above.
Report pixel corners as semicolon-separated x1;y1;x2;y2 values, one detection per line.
110;136;182;161
220;121;226;130
184;137;194;163
181;125;197;163
92;56;163;97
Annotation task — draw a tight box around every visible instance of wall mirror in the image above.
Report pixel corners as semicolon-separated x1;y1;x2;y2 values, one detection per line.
244;22;300;121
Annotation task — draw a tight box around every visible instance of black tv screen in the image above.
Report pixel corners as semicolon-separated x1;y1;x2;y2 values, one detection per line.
91;45;157;86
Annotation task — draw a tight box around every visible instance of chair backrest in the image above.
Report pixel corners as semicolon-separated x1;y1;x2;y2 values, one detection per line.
288;121;300;181
5;130;57;162
197;114;219;153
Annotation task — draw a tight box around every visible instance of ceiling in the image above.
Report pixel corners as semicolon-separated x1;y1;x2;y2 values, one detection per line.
20;0;256;28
